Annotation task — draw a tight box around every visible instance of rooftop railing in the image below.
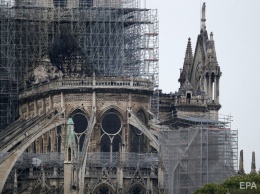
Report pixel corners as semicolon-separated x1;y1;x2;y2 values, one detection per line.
19;77;154;99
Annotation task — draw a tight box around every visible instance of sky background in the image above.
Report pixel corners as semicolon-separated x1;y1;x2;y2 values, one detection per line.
145;0;260;173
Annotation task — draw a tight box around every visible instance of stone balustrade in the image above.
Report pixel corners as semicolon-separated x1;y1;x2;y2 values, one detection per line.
19;77;154;99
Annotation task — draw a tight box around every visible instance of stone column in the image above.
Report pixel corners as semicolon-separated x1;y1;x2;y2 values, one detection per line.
117;145;123;192
26;102;29;118
216;77;220;103
51;129;56;152
34;100;38;116
44;134;48;153
19;105;22;118
61;125;66;152
92;73;96;108
61;91;65;110
205;76;208;98
128;91;132;109
214;76;217;102
49;94;53;112
40;135;45;153
208;76;211;101
42;98;46;115
13;169;17;194
36;138;40;153
146;176;151;194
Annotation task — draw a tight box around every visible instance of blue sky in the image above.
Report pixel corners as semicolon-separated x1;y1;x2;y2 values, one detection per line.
146;0;260;173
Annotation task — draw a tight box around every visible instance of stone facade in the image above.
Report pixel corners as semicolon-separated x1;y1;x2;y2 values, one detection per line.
11;74;163;194
0;2;224;194
160;3;222;121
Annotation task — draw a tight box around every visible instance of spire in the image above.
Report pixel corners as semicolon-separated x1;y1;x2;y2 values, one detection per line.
251;151;256;174
238;150;245;175
178;38;193;86
65;118;77;162
206;32;218;66
185;38;193;64
201;2;206;31
210;32;214;41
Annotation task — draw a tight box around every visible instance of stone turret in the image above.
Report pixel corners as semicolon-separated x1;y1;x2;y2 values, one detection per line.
178;38;193;87
201;3;206;31
64;118;77;194
238;150;245;175
251;151;256;174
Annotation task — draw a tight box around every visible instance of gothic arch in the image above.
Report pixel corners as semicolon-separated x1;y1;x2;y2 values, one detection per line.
67;108;89;151
92;182;115;194
133;107;148;125
128;183;146;194
66;106;89;120
98;105;125;121
130;109;147;153
0;113;65;192
99;108;123;153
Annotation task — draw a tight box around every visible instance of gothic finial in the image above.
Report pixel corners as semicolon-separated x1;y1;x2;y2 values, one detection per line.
178;38;193;85
186;38;193;59
201;2;206;31
184;38;193;79
210;32;214;41
238;150;245;174
251;151;256;174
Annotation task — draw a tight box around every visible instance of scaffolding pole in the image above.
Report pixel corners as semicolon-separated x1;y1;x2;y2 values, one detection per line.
159;116;238;194
0;0;159;130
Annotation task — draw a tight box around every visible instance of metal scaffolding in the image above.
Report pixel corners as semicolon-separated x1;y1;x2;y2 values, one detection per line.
0;1;18;130
1;152;159;193
0;0;159;130
159;115;238;194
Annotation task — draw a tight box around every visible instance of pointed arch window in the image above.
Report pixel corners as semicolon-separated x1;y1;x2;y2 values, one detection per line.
48;136;51;152
56;125;62;152
70;110;88;152
129;185;146;194
100;110;122;154
186;93;191;104
68;147;71;161
131;110;146;153
93;186;113;194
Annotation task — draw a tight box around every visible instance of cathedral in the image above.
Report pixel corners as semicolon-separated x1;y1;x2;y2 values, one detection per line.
0;1;237;194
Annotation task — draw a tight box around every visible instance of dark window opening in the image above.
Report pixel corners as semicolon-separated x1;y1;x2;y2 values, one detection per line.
48;137;51;152
130;186;145;194
98;187;109;194
72;113;88;133
133;127;142;135
68;147;71;161
102;113;121;134
57;136;61;152
101;135;110;152
56;125;62;134
112;135;121;152
79;134;85;152
41;139;44;153
33;141;36;153
131;128;145;153
186;93;191;104
136;110;146;124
